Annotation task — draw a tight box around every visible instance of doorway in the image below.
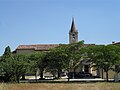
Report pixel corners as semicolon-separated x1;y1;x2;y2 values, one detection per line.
84;65;89;72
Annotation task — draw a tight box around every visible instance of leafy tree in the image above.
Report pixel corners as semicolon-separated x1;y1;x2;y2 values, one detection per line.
67;41;84;79
27;52;47;79
0;46;30;83
3;46;12;58
37;52;47;79
27;53;39;80
12;54;29;83
0;46;13;82
111;45;120;82
0;54;29;83
0;56;14;82
85;45;120;82
46;41;85;80
46;44;69;78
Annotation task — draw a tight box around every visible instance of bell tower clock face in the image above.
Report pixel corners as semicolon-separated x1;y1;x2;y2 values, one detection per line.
72;33;76;41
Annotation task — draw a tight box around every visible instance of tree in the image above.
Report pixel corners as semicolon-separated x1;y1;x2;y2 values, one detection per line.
46;45;69;78
0;46;13;82
46;41;85;80
37;52;47;79
0;54;29;83
27;53;39;80
0;46;30;83
67;41;84;79
111;45;120;82
0;56;14;82
27;52;47;80
85;45;120;82
12;54;29;83
3;46;12;58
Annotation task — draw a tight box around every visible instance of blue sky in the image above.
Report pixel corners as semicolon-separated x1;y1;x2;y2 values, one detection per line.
0;0;120;55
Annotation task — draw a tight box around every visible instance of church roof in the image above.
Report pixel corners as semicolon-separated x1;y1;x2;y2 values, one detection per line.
16;44;59;51
16;44;94;51
70;18;77;32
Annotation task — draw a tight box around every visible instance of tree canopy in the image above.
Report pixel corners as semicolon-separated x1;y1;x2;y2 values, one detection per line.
85;44;120;81
1;43;120;82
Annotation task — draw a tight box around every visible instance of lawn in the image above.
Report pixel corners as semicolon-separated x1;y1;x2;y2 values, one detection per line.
0;82;120;90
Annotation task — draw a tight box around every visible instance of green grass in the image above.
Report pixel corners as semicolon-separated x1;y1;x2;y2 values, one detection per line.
0;82;120;90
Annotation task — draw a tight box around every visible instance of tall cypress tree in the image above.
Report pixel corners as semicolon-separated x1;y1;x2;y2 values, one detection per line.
3;46;12;58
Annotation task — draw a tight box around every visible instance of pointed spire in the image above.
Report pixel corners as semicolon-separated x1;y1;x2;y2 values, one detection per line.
70;17;77;32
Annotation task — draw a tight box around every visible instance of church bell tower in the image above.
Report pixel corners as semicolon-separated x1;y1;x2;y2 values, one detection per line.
69;18;78;44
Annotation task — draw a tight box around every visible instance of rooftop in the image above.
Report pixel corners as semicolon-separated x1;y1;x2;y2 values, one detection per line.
16;44;59;51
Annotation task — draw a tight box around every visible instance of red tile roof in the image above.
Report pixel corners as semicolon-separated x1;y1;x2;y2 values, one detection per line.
16;44;59;51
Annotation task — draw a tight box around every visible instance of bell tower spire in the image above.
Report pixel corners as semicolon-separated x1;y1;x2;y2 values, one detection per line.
70;17;77;32
69;18;78;44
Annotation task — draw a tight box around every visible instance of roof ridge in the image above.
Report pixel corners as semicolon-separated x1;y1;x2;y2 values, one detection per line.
19;44;59;46
16;44;59;50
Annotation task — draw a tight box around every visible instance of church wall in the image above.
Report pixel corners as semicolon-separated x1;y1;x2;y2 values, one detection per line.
16;49;35;54
96;69;120;79
75;64;83;73
101;70;119;79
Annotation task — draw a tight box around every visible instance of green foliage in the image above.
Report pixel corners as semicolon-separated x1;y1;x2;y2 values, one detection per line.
3;46;12;58
0;46;13;82
46;44;69;78
85;44;120;81
45;41;85;78
12;54;29;83
0;54;29;83
27;52;47;79
67;41;85;70
0;46;30;83
0;56;14;82
1;42;120;82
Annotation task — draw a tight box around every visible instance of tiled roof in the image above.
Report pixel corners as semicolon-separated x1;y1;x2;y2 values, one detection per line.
16;44;59;51
16;43;95;51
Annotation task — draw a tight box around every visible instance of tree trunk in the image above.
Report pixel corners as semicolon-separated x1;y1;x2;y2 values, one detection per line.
106;71;109;82
17;76;20;83
21;74;25;80
40;68;44;79
101;69;104;79
57;69;61;78
67;77;70;82
35;74;37;82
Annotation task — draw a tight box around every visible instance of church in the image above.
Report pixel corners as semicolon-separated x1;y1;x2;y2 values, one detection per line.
14;18;116;78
